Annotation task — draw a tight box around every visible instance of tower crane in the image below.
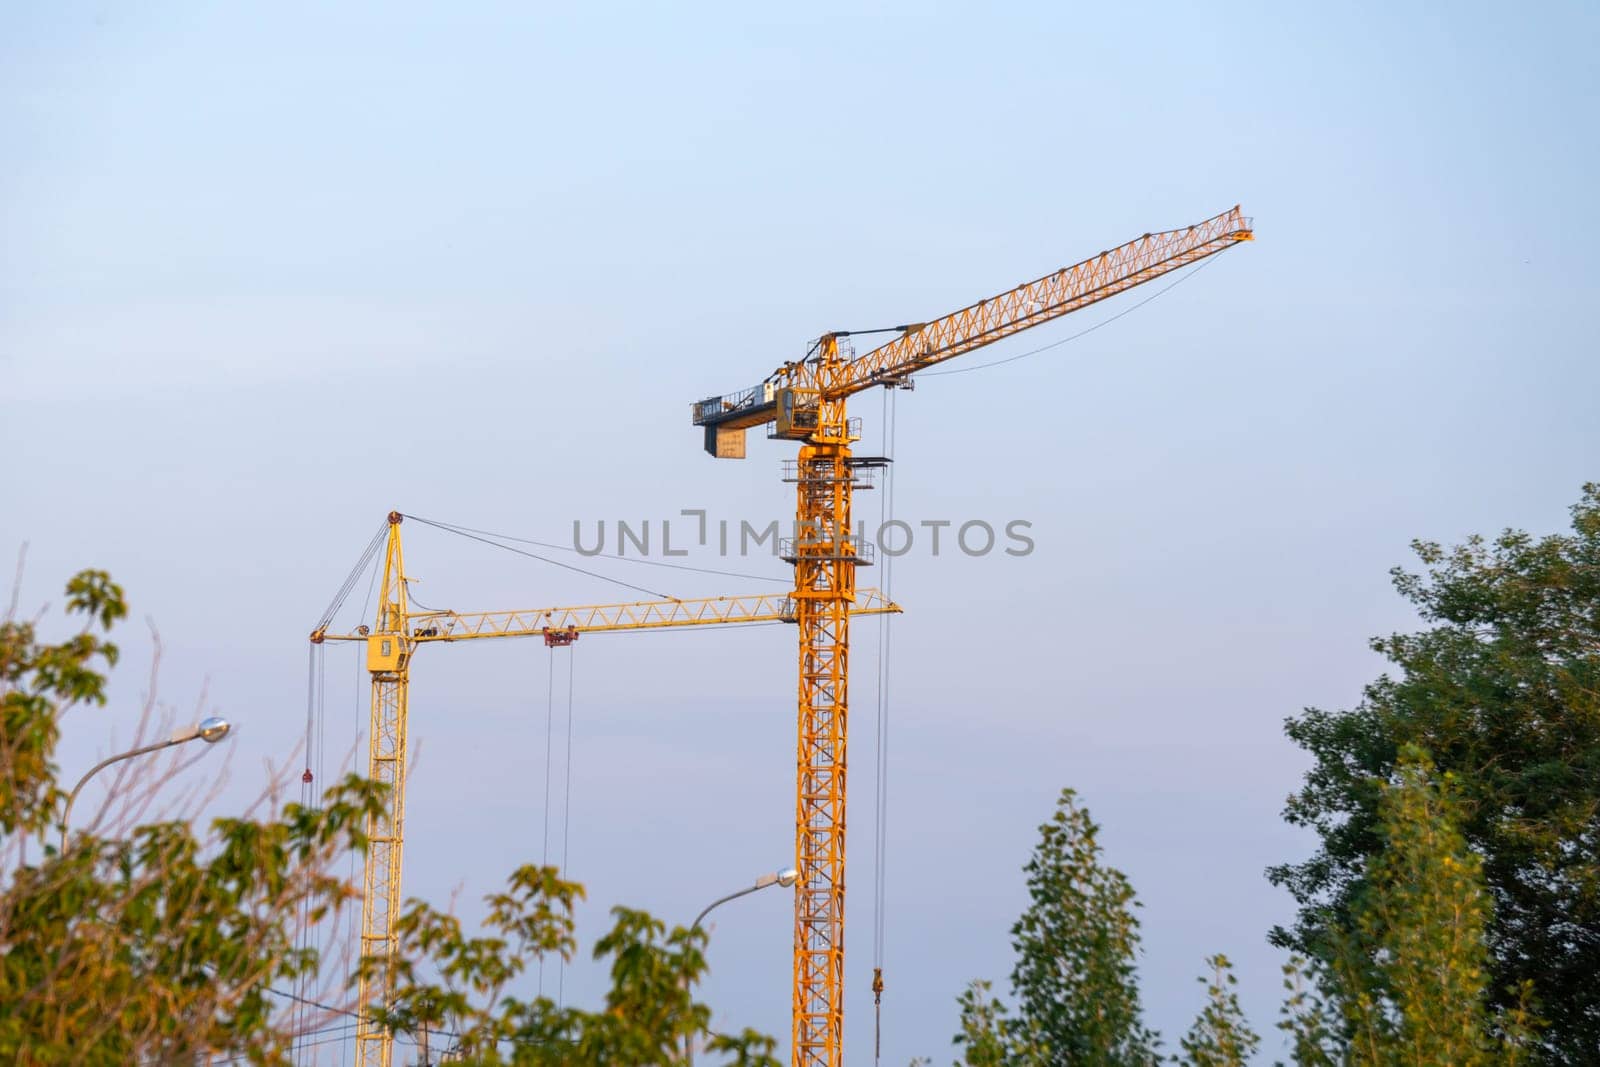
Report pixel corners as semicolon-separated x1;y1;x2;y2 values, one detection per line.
309;511;901;1066
689;206;1254;1067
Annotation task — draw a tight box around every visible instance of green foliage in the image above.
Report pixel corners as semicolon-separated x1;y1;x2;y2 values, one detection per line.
4;565;781;1064
1176;955;1258;1067
0;568;385;1063
1313;747;1521;1065
1269;485;1600;1063
1341;748;1501;1065
1275;956;1339;1067
952;763;1539;1067
954;980;1017;1067
953;788;1160;1066
368;864;780;1065
1010;789;1160;1064
2;776;383;1062
1;567;125;837
1274;748;1542;1066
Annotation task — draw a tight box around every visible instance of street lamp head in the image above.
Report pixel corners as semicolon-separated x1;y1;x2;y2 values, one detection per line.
62;715;236;849
752;867;801;891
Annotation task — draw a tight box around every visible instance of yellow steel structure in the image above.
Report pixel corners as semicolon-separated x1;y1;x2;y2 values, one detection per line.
310;511;901;1067
690;206;1253;1067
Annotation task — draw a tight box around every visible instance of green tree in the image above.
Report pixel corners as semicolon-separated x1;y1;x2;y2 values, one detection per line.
1;568;125;838
1276;955;1339;1067
1274;748;1540;1066
3;566;779;1065
368;864;780;1065
954;980;1020;1067
1268;486;1600;1063
1;567;386;1063
1177;955;1258;1067
954;788;1160;1066
1333;747;1540;1066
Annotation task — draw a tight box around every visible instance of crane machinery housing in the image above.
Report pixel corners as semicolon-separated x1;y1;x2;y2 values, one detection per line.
310;511;901;1067
689;205;1253;1067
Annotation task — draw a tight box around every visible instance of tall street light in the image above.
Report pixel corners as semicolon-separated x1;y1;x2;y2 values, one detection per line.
687;866;799;1066
59;716;233;849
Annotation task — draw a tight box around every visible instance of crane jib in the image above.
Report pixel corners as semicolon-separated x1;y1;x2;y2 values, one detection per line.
690;205;1251;457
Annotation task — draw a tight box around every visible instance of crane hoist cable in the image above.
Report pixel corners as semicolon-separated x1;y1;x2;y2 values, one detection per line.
293;646;312;1061
342;643;363;1067
558;643;576;1007
314;521;390;636
921;251;1228;379
871;386;898;1065
534;637;581;1005
300;522;388;1067
292;641;328;1064
539;642;556;997
317;544;385;1067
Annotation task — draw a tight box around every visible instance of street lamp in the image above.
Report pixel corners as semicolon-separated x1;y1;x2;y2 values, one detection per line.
686;866;798;1065
692;867;799;932
59;716;233;849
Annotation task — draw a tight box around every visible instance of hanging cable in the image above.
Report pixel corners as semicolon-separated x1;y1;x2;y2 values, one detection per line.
920;252;1229;378
292;642;326;1063
539;644;555;996
871;385;898;1065
557;644;576;1008
313;521;389;636
330;543;384;1067
406;514;677;600
864;264;1233;1067
318;640;328;798
406;516;789;585
303;644;318;781
405;582;450;613
313;642;331;1049
293;646;312;1061
342;640;362;1067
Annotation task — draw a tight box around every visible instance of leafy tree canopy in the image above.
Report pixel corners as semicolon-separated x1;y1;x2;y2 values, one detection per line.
367;864;780;1065
1;567;384;1063
1269;485;1600;1063
1178;955;1258;1067
1284;748;1539;1066
954;788;1161;1066
2;567;779;1064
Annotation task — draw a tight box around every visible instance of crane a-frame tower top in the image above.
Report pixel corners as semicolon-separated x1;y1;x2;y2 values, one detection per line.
690;206;1253;1067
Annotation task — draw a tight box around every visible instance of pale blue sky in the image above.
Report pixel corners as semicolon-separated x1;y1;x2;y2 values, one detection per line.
4;3;1598;1063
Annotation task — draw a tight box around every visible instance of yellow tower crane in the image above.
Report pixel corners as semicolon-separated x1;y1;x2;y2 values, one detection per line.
689;206;1254;1067
309;511;900;1067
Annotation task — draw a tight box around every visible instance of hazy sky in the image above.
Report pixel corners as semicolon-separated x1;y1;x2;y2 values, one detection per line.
4;3;1598;1063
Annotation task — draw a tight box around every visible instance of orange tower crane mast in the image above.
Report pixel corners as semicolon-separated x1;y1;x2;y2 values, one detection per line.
310;512;901;1067
689;206;1253;1067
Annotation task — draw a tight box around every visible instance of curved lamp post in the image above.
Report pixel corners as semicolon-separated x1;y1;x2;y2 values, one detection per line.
692;866;799;932
59;716;232;849
686;866;799;1065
